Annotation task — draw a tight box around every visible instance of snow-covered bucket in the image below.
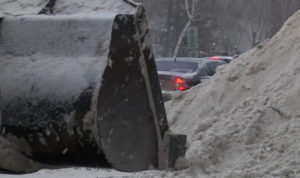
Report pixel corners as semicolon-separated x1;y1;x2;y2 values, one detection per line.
0;0;186;172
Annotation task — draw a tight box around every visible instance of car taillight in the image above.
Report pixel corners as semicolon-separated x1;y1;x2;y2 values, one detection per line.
174;77;189;91
177;86;186;91
208;56;220;60
175;78;184;84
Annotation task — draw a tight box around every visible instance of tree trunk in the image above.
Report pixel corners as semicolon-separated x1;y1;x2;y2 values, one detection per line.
165;0;174;56
173;20;191;58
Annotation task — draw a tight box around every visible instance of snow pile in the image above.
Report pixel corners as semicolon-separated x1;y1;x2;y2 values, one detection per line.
165;10;300;178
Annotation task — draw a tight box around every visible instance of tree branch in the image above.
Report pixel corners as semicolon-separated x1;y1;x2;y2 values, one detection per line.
185;0;192;19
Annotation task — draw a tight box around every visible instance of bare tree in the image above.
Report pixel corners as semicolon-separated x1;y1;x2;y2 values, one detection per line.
173;0;206;58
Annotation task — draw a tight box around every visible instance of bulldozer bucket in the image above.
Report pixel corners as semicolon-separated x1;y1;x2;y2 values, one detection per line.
0;0;186;172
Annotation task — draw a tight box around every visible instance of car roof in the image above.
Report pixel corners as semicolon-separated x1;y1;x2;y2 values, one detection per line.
207;56;234;59
215;56;233;59
156;57;222;64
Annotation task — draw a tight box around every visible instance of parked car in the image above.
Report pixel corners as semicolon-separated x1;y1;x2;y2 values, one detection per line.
155;57;226;101
207;56;234;63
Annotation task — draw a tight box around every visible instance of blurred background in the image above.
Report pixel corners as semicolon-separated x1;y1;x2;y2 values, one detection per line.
136;0;300;58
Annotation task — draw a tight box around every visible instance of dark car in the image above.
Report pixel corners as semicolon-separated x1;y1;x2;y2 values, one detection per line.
155;57;226;101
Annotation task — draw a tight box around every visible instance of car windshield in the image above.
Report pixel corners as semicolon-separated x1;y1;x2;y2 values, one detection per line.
156;61;198;73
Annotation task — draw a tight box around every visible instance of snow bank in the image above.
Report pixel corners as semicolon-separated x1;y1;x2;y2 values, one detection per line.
165;9;300;178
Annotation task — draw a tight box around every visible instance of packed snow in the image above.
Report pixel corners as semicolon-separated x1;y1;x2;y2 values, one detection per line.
165;9;300;178
1;0;300;177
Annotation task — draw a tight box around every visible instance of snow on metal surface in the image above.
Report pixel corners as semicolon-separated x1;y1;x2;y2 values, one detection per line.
0;15;112;103
0;0;177;173
0;3;117;169
53;0;137;15
0;0;48;16
0;0;136;16
0;15;113;56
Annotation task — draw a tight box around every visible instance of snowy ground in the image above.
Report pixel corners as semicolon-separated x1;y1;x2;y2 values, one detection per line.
1;168;146;178
0;167;190;178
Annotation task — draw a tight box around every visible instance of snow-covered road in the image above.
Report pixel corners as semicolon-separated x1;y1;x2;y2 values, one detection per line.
1;167;148;178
